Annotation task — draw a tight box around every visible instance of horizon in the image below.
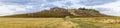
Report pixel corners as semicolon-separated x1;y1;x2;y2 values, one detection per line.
0;0;120;16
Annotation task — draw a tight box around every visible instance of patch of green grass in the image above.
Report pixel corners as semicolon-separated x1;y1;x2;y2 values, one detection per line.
70;18;101;28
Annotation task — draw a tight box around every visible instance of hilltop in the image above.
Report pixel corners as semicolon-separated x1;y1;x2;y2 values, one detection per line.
2;7;110;18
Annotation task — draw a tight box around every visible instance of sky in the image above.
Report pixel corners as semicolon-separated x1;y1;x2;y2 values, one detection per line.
0;0;120;16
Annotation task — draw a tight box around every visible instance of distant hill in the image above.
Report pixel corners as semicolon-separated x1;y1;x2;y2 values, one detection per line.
2;7;110;18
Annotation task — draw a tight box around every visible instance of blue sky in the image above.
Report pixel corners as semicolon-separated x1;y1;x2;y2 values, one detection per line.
0;0;120;16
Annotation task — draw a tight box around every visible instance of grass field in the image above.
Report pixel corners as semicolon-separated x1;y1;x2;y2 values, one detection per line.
0;17;120;28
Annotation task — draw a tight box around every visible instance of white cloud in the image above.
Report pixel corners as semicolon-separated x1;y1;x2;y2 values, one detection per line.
0;2;34;16
90;0;120;16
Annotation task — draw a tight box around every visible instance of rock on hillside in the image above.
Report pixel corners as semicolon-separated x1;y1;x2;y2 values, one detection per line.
2;7;109;18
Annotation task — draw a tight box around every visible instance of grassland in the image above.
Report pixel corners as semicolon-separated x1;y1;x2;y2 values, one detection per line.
0;17;120;28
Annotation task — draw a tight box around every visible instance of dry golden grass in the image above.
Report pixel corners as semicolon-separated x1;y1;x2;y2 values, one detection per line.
0;17;120;28
0;18;65;28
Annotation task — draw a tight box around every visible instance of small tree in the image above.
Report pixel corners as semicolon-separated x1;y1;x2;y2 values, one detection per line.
78;8;86;10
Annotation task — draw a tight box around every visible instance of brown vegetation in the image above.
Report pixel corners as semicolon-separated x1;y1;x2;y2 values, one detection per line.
2;7;109;18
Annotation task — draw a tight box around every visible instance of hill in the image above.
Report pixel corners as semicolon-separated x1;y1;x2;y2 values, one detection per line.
2;7;110;18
